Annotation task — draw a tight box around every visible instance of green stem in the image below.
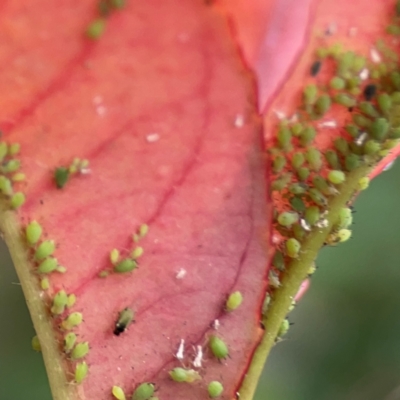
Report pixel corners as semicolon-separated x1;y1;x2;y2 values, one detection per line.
0;205;75;400
238;164;370;400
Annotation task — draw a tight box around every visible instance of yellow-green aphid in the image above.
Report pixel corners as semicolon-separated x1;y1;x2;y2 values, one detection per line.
86;18;106;39
37;257;58;274
112;385;126;400
334;93;356;108
345;153;360;172
369;118;389;141
303;84;318;105
110;248;120;265
326;228;352;244
289;182;307;195
98;270;109;278
12;172;26;182
114;258;137;273
272;173;292;190
26;221;43;245
8;142;20;156
358;177;370;190
308;188;327;207
337;208;353;229
352;113;371;129
359;102;380;118
11;192;25;209
278;319;290;338
305;148;322;171
299;126;316;147
40;278;50;290
377;93;392;114
67;294;77;308
315;94;331;116
131;246;144;259
54;167;69;189
0;142;7;161
208;381;224;398
61;312;83;330
56;265;67;273
0;176;13;195
285;238;301;258
64;332;77;353
169;368;201;383
328;170;346;185
34;240;55;260
209;335;229;359
277;211;299;227
139;224;149;238
304;206;320;226
225;291;243;312
2;159;21;173
277;126;292;151
329;76;346;90
114;307;134;336
71;342;89;360
51;290;68;315
132;382;155;400
291;122;303;136
74;361;89;384
297;167;310;181
312;176;333;196
291;152;305;169
273;154;286;173
364;140;381;155
31;335;41;352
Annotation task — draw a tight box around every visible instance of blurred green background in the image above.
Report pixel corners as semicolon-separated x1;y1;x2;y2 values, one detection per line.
1;162;400;400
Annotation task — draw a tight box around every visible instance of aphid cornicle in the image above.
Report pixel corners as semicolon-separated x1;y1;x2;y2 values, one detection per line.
114;307;134;336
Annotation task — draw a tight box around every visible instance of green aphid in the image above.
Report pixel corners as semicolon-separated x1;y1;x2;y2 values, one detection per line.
291;152;304;169
209;335;229;359
312;176;332;196
114;307;134;336
329;76;346;90
35;240;55;260
359;102;380;118
328;170;346;185
271;173;292;191
292;223;306;241
352;55;366;72
71;342;89;360
277;126;292;150
299;126;316;147
10;192;25;209
327;228;352;244
74;361;89;384
138;224;149;238
67;294;77;308
278;319;290;338
304;206;320;226
114;258;137;273
2;159;21;173
225;291;243;312
346;77;361;90
12;172;25;182
111;386;126;400
345;154;360;172
64;332;77;353
305;148;322;171
86;18;106;39
208;381;224;398
363;140;381;155
315;94;331;116
352;113;371;128
131;246;144;259
333;93;356;108
334;137;349;155
277;211;299;227
296;167;310;181
57;265;67;274
291;122;303;136
337;51;355;78
273;155;286;173
0;176;12;196
377;93;392;114
0;142;7;161
272;250;285;271
337;208;353;229
51;290;68;315
303;84;318;105
110;248;120;265
40;278;50;290
358;177;370;190
324;150;341;170
54;167;69;189
308;188;327;206
391;91;400;104
61;312;83;330
169;367;201;383
289;182;307;195
290;196;306;213
390;71;400;91
31;335;41;352
369;118;389;141
132;382;155;400
8;143;20;156
285;238;301;258
26;221;43;245
38;257;58;274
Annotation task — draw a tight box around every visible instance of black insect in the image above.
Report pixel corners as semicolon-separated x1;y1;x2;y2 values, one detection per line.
114;307;134;336
310;60;322;77
363;84;377;101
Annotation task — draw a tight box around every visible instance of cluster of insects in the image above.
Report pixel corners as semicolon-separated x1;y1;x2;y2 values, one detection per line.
0;139;25;209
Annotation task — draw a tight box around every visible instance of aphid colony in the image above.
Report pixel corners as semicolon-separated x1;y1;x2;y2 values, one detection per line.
265;1;400;345
0;139;26;209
